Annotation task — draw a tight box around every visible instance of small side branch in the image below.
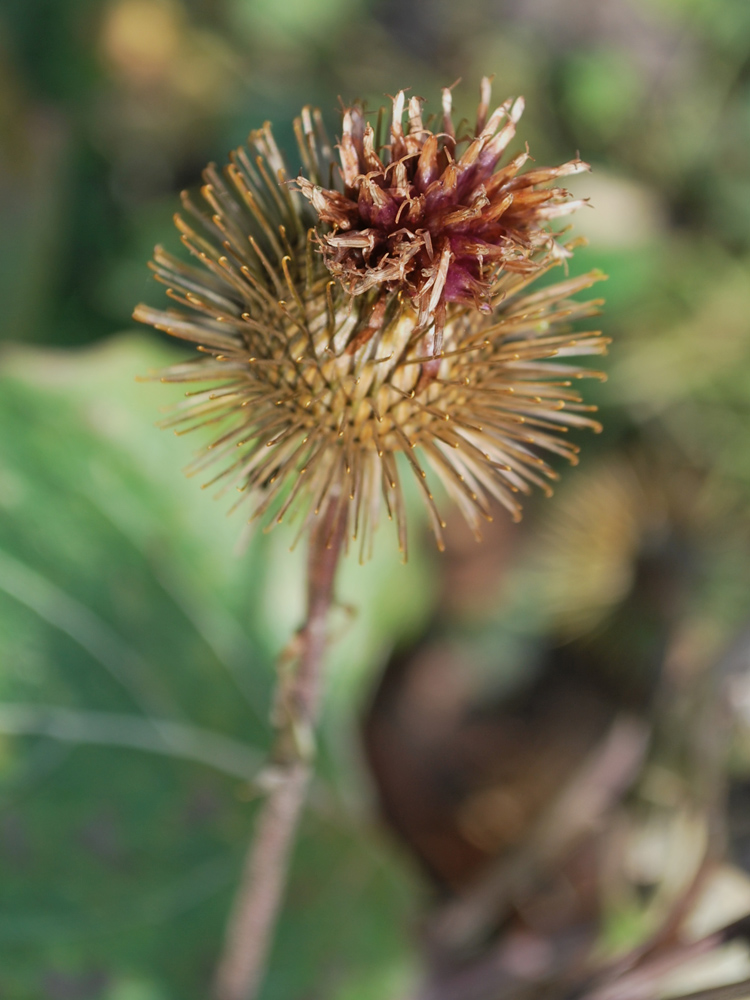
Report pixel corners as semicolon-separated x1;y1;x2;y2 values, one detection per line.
213;499;348;1000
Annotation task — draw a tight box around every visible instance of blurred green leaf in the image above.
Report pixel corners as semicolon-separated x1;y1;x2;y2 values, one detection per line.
0;335;427;998
562;48;645;141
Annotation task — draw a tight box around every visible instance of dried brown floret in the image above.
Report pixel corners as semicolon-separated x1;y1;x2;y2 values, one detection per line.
296;79;589;346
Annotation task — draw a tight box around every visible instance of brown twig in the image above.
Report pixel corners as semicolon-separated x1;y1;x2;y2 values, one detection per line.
426;715;650;959
665;979;750;1000
575;913;750;1000
213;498;348;1000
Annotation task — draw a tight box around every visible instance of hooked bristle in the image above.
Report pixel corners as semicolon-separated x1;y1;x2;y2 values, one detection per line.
133;80;606;561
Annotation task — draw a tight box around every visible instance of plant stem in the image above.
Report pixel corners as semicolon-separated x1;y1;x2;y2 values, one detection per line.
213;499;348;1000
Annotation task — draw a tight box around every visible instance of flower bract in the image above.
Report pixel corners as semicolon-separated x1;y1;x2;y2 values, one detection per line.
134;80;609;560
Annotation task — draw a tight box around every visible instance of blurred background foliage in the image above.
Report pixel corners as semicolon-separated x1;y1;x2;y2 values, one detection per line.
2;0;750;997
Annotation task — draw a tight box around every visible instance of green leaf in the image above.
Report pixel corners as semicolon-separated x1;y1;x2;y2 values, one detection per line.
0;334;428;998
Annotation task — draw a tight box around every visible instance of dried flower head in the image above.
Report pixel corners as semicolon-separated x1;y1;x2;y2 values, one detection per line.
134;79;608;560
296;80;588;340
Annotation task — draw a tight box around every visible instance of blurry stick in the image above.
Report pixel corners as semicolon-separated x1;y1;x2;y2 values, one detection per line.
666;980;750;1000
426;715;650;957
579;913;750;1000
213;497;348;1000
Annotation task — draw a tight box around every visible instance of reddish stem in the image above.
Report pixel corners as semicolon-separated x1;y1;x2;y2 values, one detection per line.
213;499;348;1000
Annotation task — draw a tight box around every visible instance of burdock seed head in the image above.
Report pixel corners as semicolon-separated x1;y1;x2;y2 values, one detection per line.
134;78;609;561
